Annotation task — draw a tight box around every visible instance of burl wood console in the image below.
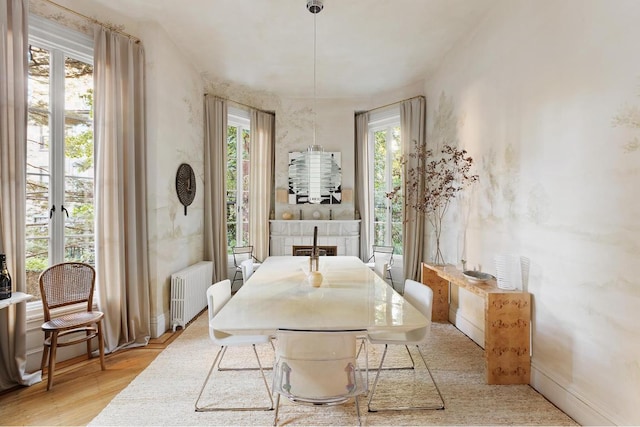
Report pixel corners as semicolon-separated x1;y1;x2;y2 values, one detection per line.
421;263;531;385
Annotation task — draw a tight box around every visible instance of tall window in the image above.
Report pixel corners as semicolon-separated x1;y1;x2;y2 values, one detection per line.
369;109;403;254
226;108;251;252
25;16;94;301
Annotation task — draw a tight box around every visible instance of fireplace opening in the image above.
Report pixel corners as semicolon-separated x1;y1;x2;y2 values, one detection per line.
293;245;337;256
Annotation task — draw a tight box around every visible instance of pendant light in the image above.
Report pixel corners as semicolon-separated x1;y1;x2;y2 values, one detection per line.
307;0;325;204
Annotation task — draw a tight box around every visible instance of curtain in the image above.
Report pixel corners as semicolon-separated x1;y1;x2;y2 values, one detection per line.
249;109;274;261
0;0;40;390
354;112;372;260
203;96;228;282
94;26;150;353
400;96;427;281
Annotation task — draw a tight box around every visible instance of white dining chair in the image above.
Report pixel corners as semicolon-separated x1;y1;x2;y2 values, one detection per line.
194;279;273;412
240;258;254;283
366;279;445;412
366;245;394;285
231;246;261;291
373;258;389;284
272;329;367;426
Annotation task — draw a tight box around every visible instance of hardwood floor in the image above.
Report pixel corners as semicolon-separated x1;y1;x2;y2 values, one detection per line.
0;328;183;426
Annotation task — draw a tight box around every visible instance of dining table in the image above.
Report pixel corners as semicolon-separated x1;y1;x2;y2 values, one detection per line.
211;255;429;336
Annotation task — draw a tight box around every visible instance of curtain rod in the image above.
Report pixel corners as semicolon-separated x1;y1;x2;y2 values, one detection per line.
356;95;425;115
40;0;141;42
204;94;275;116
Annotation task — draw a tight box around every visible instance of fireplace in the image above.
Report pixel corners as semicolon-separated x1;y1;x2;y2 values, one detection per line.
269;220;360;257
292;245;338;256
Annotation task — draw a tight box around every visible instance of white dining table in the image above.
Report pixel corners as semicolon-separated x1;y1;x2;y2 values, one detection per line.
212;256;429;336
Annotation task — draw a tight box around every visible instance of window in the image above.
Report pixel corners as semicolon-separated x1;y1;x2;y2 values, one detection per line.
226;108;251;252
25;16;94;301
369;108;403;255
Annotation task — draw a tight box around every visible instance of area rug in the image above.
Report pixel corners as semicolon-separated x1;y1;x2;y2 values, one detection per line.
89;314;577;426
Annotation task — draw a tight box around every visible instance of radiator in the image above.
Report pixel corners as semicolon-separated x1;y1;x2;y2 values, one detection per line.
170;261;213;331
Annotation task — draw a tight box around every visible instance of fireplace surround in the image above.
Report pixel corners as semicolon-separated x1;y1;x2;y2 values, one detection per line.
269;220;360;257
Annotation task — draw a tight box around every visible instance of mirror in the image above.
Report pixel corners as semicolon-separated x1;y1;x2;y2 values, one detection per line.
288;147;341;204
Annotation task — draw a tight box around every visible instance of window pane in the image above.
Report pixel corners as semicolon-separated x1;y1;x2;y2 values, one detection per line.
390;126;403;254
64;56;94;264
226;126;238;253
26;46;51;300
226;120;251;251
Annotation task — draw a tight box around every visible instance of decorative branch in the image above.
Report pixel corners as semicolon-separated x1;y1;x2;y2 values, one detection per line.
387;140;478;264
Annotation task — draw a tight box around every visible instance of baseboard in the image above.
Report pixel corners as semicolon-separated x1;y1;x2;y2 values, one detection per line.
150;311;168;339
449;306;485;348
531;362;617;425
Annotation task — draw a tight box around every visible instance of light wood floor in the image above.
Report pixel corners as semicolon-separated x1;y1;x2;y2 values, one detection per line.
0;328;183;426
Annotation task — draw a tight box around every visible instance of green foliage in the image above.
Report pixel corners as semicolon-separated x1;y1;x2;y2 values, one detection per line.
26;257;47;272
65;129;94;171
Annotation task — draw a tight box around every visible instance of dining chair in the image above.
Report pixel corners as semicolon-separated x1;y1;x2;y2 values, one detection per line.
231;246;261;291
240;258;254;283
39;262;105;391
373;258;389;284
194;279;273;411
272;329;367;426
365;245;394;285
366;279;445;412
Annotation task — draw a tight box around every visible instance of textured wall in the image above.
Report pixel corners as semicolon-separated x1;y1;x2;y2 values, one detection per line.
424;0;640;424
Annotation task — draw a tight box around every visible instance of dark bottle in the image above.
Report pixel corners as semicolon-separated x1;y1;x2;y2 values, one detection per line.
0;254;12;300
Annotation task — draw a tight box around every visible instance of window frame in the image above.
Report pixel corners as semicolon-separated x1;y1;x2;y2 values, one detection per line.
226;106;251;253
26;15;94;312
368;107;403;253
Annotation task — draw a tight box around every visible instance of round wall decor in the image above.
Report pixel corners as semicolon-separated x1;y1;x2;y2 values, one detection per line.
175;163;196;215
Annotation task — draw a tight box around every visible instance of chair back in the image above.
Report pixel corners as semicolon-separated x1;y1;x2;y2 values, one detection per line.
371;245;394;265
273;329;365;402
240;258;254;282
401;279;433;341
403;279;433;320
232;246;255;267
39;262;96;321
373;258;388;281
206;279;232;342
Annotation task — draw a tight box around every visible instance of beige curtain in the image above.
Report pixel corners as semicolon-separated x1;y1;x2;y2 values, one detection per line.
94;26;150;352
0;0;41;390
249;109;274;261
203;96;228;282
400;96;427;281
354;112;372;260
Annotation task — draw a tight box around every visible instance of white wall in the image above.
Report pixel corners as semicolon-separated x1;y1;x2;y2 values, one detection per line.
424;0;640;424
141;22;205;337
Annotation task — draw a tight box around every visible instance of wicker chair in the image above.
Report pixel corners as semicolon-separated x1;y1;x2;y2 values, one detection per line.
39;262;105;390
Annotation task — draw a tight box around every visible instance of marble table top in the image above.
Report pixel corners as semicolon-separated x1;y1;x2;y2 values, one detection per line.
212;256;429;335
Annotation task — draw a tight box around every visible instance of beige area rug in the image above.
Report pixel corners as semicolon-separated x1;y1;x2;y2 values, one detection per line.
89;314;577;426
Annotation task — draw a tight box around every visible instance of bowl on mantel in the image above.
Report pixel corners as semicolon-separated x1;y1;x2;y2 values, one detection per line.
462;270;493;284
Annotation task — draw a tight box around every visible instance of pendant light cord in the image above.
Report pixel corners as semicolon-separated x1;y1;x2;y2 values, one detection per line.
313;10;317;147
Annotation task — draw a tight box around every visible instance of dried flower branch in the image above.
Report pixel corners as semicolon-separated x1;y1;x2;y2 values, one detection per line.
387;141;478;264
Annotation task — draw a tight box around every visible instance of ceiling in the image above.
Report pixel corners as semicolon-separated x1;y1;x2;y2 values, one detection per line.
90;0;496;98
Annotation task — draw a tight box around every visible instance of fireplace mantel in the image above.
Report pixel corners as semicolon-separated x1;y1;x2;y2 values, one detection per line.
269;220;360;257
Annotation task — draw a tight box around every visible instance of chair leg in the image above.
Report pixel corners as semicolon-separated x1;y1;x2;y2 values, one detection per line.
97;320;106;371
195;344;273;412
231;269;242;290
40;332;50;373
367;344;444;412
367;344;388;412
414;345;445;410
46;332;59;391
272;393;281;426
